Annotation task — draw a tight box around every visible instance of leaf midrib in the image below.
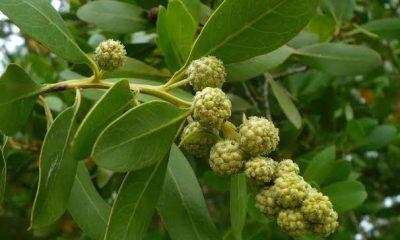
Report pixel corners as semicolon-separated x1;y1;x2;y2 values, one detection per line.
167;167;203;239
104;159;163;240
95;110;187;156
193;0;290;58
295;50;378;64
74;174;109;224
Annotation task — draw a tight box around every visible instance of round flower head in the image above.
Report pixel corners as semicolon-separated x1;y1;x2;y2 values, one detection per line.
239;116;279;156
277;209;309;238
255;187;282;216
94;39;126;71
245;157;277;184
301;190;335;223
209;140;244;175
309;210;339;237
193;87;231;129
187;56;226;91
180;122;217;157
274;173;310;208
276;159;300;178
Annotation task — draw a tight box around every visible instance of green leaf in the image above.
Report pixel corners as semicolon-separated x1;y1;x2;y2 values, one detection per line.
157;0;197;71
92;101;188;172
0;136;6;203
307;15;336;42
226;46;294;82
0;0;90;64
71;80;133;160
360;18;400;39
295;43;382;76
270;79;302;129
167;0;197;61
77;0;149;34
157;7;181;71
31;90;82;228
158;145;220;240
0;64;41;135
230;174;247;240
180;0;202;22
68;162;111;240
103;58;171;80
103;153;169;240
322;180;367;213
304;146;336;186
321;0;355;23
187;0;319;64
323;161;351;185
363;125;397;150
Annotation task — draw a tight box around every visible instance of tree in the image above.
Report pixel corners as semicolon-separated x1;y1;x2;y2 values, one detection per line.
0;0;399;239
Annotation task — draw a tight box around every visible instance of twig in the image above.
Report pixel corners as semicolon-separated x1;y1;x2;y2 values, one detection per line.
263;74;272;121
350;211;369;240
272;66;308;80
241;82;260;113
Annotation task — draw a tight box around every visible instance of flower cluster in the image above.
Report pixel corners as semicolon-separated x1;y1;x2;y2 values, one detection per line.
180;56;338;238
255;160;338;238
94;39;126;71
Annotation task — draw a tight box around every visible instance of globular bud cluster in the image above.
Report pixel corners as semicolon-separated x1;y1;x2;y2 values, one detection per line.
254;160;338;238
94;39;126;71
187;56;226;91
209;140;244;175
245;157;277;184
193;87;232;129
180;122;217;157
239;116;279;156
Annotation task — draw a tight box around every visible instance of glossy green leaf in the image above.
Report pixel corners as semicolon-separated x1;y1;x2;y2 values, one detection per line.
0;135;6;203
157;7;181;71
31;90;82;228
103;153;169;240
226;46;294;82
360;18;400;39
68;162;111;240
167;0;197;61
92;101;188;172
270;79;302;129
295;43;382;76
0;64;41;136
304;146;336;186
321;0;355;23
104;58;171;80
71;80;133;160
0;0;90;64
158;145;220;240
322;180;367;213
230;174;247;240
187;0;319;64
77;0;149;34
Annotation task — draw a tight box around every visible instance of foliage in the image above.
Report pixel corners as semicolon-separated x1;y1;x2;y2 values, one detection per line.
0;0;399;239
